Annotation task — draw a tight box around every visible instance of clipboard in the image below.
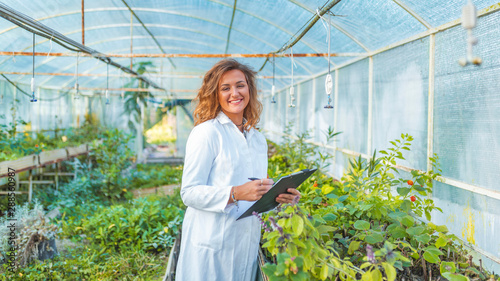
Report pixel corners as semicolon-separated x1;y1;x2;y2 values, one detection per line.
237;168;317;220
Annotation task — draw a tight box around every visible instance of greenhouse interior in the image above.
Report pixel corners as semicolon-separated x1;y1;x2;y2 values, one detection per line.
0;0;499;280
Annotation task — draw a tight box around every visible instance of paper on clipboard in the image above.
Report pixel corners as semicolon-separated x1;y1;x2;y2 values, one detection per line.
237;168;317;220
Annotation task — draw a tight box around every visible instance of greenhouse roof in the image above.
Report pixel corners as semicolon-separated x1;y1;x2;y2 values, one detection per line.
0;0;498;99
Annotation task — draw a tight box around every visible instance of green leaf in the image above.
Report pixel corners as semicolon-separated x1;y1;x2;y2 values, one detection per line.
414;185;425;192
440;261;457;274
320;264;328;280
326;193;338;199
348;240;361;255
401;216;415;227
442;272;470;281
415;234;431;244
435;237;448;248
382;262;397;281
323;213;337;222
397;187;411;196
354;220;370;231
372;268;383;281
406;226;425;236
401;200;411;213
365;233;384;244
312;197;322;204
338;195;349;202
425;246;444;256
291;215;304;236
435;224;449;233
321;185;334;195
388;211;406;222
423;251;440;264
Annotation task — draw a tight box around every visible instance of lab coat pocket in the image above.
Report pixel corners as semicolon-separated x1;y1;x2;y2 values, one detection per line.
190;211;225;251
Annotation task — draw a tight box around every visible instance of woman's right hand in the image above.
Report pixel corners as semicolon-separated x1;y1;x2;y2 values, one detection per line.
233;178;274;201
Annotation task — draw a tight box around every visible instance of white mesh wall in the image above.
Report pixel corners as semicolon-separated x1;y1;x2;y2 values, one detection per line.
372;37;429;170
336;58;369;154
433;11;500;191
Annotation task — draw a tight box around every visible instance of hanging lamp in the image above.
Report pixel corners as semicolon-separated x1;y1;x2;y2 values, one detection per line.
270;54;276;103
105;63;110;105
288;48;295;108
30;33;37;102
324;13;333;109
74;52;80;99
458;0;482;66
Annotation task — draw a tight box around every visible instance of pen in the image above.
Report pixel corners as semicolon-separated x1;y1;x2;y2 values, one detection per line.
248;177;259;181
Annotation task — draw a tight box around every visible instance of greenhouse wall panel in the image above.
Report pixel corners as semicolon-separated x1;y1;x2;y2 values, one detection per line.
298;80;313;135
431;181;500;273
434;11;500;191
336;58;369;154
372;37;429;171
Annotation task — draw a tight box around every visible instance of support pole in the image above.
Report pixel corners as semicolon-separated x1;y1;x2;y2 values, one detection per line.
427;34;435;172
55;162;59;191
81;0;85;45
28;169;33;203
367;56;374;155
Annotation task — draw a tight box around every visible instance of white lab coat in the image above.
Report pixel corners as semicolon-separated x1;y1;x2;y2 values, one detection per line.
175;111;268;281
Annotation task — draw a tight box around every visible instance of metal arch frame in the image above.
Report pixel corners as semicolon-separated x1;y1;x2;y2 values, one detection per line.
208;0;335;65
287;0;371;52
9;23;314;87
22;23;308;87
288;0;433;50
0;6;326;57
0;4;320;93
37;34;230;87
0;3;166;92
39;42;293;91
56;45;288;91
119;0;176;69
0;6;331;68
392;0;432;29
224;0;238;54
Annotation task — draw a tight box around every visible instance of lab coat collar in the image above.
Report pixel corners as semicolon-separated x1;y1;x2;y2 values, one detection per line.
216;111;255;139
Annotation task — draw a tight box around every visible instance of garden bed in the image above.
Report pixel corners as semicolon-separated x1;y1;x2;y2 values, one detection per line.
0;140;103;178
132;183;180;198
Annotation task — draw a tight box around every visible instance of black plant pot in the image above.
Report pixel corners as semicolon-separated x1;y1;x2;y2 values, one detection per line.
38;238;58;261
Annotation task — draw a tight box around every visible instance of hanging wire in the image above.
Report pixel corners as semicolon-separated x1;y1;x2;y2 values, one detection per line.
30;33;37;102
271;54;276;103
288;47;295;108
74;52;80;99
324;13;334;109
105;63;110;105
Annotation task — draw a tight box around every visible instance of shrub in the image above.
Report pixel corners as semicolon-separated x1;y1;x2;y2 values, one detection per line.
68;194;184;253
262;134;497;281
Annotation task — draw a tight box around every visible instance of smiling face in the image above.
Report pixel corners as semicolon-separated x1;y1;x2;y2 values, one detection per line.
218;69;250;122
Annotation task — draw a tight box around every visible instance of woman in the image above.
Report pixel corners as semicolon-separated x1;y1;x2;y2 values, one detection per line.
175;59;300;281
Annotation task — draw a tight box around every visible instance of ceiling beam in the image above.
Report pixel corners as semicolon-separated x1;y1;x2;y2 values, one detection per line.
0;2;166;92
0;51;364;58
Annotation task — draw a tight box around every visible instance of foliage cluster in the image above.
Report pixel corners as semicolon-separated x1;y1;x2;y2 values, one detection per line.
1;192;185;280
0;201;58;268
0;246;167;281
130;164;183;190
60;194;184;253
0;107;107;162
261;131;497;281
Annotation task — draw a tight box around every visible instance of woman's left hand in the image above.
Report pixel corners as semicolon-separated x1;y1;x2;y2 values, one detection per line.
276;188;301;204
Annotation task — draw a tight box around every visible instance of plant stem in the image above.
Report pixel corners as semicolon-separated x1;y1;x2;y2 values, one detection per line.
422;258;428;281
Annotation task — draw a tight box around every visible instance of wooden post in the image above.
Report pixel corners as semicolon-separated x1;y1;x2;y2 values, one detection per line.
28;169;33;203
74;161;77;180
15;173;19;192
55;162;59;190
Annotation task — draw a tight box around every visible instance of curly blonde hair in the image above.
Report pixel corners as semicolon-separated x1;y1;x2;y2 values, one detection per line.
193;59;262;131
